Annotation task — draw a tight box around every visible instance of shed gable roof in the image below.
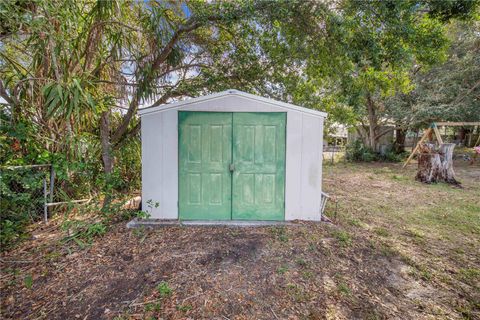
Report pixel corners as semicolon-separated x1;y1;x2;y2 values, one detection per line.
138;89;327;118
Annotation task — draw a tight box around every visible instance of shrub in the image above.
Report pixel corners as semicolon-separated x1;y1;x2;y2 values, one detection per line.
346;140;407;162
381;146;408;162
0;110;141;250
0;167;46;250
345;140;378;162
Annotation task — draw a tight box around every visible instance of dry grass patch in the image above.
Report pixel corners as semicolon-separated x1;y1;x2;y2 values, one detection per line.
1;161;478;319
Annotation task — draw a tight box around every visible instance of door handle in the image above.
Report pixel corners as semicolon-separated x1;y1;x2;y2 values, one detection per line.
229;163;235;172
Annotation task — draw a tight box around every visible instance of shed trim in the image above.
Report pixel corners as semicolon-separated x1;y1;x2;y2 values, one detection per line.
138;89;328;118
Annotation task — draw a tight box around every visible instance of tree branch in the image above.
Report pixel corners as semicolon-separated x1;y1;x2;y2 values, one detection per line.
374;127;399;140
111;3;266;145
112;121;140;150
454;79;480;105
110;20;207;145
0;80;18;105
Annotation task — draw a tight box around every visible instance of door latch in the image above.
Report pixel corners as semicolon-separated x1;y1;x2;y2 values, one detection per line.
229;163;235;172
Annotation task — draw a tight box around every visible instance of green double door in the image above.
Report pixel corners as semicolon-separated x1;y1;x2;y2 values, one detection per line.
179;112;286;221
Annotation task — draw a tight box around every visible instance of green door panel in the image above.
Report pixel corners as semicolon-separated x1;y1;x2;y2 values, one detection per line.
232;113;286;220
178;112;232;220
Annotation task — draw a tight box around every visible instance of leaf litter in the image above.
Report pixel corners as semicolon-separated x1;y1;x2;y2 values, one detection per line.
1;161;479;319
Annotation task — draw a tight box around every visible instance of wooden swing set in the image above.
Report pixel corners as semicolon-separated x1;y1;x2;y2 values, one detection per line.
403;121;480;168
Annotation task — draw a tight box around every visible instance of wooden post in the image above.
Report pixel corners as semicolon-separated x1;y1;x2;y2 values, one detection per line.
434;122;480;126
432;123;443;144
403;127;432;168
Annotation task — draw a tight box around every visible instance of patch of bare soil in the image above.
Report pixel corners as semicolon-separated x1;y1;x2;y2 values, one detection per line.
1;161;479;319
0;225;448;319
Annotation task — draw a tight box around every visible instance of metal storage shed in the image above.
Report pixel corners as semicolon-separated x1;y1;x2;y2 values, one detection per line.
139;89;327;221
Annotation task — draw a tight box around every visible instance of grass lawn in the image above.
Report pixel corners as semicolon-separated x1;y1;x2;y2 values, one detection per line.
1;161;479;319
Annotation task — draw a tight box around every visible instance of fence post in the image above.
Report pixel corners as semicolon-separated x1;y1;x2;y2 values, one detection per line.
43;176;48;223
49;165;55;203
332;139;337;164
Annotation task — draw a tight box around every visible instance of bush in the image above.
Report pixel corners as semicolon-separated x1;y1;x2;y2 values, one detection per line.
382;149;408;162
0;111;141;250
345;140;378;162
0;167;46;249
346;141;407;163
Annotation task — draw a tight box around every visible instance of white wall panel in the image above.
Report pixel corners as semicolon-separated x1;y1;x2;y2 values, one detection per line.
284;111;302;220
161;110;178;218
141;112;164;218
299;115;323;220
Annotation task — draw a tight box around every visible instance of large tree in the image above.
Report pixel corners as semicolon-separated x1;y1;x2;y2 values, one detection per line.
387;20;480;130
1;0;477;175
0;0;292;173
1;0;342;174
268;0;479;151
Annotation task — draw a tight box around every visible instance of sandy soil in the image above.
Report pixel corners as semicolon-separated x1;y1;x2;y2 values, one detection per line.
1;160;479;319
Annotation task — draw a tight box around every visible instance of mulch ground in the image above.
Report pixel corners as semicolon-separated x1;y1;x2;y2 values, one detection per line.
1;161;479;319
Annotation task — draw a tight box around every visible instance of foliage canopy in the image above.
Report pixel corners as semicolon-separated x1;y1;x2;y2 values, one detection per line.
0;0;478;246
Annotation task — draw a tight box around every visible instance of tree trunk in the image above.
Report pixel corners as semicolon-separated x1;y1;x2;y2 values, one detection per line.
457;127;466;145
100;111;113;175
394;128;406;153
366;94;378;151
415;143;460;186
100;111;114;208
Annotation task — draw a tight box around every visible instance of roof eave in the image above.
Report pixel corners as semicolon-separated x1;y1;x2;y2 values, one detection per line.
138;89;328;118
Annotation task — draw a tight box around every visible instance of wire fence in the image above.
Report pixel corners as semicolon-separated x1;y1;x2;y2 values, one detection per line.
1;165;51;224
0;164;90;224
323;145;346;164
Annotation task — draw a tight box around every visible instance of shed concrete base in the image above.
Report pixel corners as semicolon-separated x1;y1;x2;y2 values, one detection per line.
126;219;301;228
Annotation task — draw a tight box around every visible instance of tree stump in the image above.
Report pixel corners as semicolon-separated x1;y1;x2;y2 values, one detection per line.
439;143;459;184
415;143;460;186
415;144;441;183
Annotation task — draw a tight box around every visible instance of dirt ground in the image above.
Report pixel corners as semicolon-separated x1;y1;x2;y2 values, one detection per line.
1;161;479;319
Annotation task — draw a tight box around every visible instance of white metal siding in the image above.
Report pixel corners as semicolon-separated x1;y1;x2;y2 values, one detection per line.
284;111;302;219
299;115;324;220
141;94;325;221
